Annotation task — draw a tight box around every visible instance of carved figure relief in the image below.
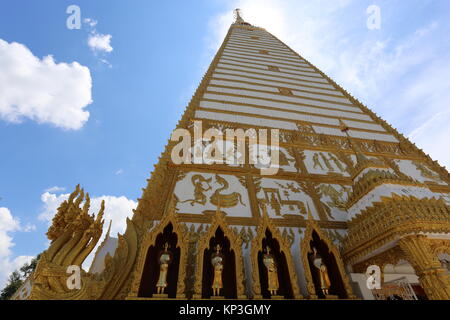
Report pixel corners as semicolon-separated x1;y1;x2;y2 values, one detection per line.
318;184;351;221
306;151;349;175
180;175;212;206
256;179;314;218
412;161;441;182
210;174;245;208
175;172;251;217
394;159;444;184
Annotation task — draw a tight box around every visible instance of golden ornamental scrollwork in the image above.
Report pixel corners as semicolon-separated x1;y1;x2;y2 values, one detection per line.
428;239;450;256
352;246;406;276
398;235;450;300
250;209;303;299
343;194;450;265
192;209;247;299
300;210;355;299
127;197;189;299
239;226;255;249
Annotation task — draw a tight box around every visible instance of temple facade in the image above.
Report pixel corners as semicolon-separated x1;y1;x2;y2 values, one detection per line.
22;10;450;300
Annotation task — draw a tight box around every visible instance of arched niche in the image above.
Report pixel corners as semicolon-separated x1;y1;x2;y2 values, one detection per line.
201;227;237;299
193;212;246;299
127;199;189;299
138;223;181;298
250;213;302;299
258;229;294;298
301;222;355;299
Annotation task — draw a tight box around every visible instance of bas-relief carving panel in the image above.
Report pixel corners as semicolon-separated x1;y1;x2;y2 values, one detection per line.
317;184;351;222
174;171;252;217
252;146;297;173
256;178;317;219
303;150;350;176
395;159;446;185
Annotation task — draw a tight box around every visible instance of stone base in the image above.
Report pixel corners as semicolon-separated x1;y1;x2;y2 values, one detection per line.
325;295;339;300
151;293;169;299
211;296;225;300
270;295;284;300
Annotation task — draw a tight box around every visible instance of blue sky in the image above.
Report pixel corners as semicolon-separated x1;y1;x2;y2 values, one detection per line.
1;0;450;287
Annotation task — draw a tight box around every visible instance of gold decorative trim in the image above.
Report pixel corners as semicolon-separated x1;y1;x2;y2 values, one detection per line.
250;209;303;299
192;210;247;299
127;197;189;299
344;195;450;265
429;239;450;256
300;212;356;299
197;105;389;135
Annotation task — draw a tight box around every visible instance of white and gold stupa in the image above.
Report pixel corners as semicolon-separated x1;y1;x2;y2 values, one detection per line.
19;9;450;301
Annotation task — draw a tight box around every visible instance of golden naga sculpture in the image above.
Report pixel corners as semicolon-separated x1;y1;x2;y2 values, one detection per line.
30;185;104;299
29;185;140;300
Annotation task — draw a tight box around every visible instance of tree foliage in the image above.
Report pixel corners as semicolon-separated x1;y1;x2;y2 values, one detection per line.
0;254;40;300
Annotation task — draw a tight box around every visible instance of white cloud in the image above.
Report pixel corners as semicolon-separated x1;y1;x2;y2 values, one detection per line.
0;207;34;288
115;169;124;175
83;18;98;28
44;186;66;193
39;190;137;270
0;39;92;130
207;0;450;170
88;33;113;53
83;17;113;67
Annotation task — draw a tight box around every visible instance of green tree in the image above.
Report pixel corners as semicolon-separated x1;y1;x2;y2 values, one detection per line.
0;271;23;300
0;254;40;300
19;254;40;278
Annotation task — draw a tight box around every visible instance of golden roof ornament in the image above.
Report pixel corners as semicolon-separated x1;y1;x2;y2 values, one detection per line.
234;8;245;24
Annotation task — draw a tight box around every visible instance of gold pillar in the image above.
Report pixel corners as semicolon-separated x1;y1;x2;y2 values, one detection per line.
398;235;450;300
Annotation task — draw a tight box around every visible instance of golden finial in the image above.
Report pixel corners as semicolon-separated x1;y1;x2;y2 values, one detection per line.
234;8;245;23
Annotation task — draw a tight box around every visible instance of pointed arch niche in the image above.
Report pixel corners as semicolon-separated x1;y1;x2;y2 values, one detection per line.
301;221;355;299
193;212;246;299
250;215;302;299
128;203;188;299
